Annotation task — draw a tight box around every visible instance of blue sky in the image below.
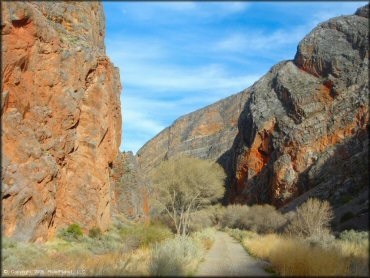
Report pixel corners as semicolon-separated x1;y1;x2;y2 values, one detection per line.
103;1;365;153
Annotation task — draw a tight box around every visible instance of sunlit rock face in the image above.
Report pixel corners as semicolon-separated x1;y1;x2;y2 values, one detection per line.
230;5;368;208
1;2;122;241
137;91;250;177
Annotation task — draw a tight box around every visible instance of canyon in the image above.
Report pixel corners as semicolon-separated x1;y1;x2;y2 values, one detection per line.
1;2;368;242
137;5;369;229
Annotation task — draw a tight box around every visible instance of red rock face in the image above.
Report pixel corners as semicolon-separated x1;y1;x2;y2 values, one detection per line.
111;151;149;221
1;2;122;241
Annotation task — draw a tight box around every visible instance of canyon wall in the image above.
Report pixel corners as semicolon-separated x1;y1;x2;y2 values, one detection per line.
1;2;122;241
230;5;368;208
111;151;149;221
137;91;249;175
137;5;369;226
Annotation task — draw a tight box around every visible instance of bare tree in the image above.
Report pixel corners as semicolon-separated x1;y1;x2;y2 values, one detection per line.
285;198;334;238
151;157;225;235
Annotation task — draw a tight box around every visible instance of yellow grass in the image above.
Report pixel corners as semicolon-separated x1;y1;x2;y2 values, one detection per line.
241;233;369;276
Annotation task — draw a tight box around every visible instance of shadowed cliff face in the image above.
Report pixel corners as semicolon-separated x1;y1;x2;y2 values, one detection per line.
111;152;149;221
1;2;122;241
136;5;369;214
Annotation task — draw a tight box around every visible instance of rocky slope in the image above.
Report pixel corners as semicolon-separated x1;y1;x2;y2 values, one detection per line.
137;5;369;225
137;91;249;175
2;2;122;241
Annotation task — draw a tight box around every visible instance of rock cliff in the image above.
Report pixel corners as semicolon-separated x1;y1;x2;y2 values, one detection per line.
137;91;249;176
1;2;122;241
230;5;368;208
137;5;369;223
111;152;149;221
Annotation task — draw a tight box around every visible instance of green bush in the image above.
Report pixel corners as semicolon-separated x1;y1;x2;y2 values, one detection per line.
89;227;102;238
340;211;355;223
67;223;83;238
149;236;202;276
120;223;172;248
339;229;368;245
58;224;83;241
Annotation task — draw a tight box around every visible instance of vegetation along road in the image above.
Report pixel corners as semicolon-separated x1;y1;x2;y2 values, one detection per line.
197;231;271;276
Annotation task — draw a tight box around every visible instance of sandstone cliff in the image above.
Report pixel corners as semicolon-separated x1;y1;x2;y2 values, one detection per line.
2;2;122;241
137;5;369;227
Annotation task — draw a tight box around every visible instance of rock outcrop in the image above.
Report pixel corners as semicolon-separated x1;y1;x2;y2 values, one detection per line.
1;2;122;241
137;91;249;176
230;5;368;208
111;152;149;221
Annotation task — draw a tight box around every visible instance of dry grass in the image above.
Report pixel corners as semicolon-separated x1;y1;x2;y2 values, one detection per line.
240;232;369;276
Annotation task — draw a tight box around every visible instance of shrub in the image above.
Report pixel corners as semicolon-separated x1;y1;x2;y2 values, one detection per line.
89;227;102;238
188;209;214;232
217;204;250;229
192;227;216;250
217;204;286;233
285;198;333;238
340;211;355;223
120;223;172;248
58;224;84;241
241;204;287;233
149;236;202;276
339;229;368;245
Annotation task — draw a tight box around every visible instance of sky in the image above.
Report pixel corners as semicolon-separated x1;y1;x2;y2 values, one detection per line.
103;1;365;153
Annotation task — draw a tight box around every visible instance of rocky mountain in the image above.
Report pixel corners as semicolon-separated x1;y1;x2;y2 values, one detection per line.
2;2;122;241
137;5;369;228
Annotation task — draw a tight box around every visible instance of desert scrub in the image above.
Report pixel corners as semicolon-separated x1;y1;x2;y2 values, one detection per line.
2;237;47;270
57;223;84;241
88;227;102;238
241;232;369;276
120;223;172;249
192;227;216;250
217;204;286;233
149;236;203;276
225;227;257;243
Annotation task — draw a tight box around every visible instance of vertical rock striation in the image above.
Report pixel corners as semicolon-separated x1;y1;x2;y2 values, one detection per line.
111;151;149;221
1;2;122;241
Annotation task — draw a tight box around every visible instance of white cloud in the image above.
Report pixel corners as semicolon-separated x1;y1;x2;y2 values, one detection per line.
214;27;307;54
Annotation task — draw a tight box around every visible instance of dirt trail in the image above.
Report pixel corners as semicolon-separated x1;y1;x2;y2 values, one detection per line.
197;231;271;276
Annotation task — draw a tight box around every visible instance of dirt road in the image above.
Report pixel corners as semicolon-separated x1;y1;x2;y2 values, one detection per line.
197;231;271;276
